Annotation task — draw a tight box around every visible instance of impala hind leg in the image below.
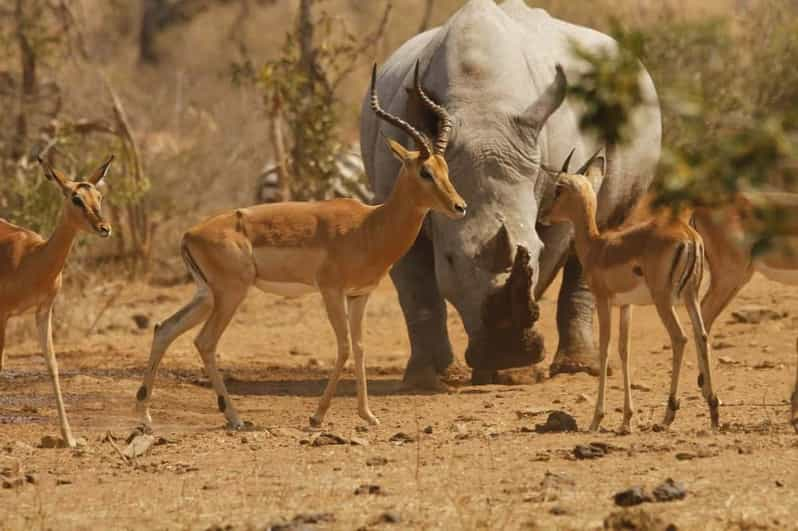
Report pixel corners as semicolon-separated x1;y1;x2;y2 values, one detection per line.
348;294;378;425
194;287;248;429
0;315;6;373
792;339;798;433
792;337;798;433
618;305;634;434
685;289;719;429
311;289;350;427
135;287;213;426
37;302;76;448
590;297;611;432
654;301;688;428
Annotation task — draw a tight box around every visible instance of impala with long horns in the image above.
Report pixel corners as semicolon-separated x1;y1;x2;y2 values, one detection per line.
135;63;466;429
0;155;114;448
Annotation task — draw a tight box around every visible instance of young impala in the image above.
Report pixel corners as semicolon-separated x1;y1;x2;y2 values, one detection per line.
543;151;715;433
0;155;114;448
135;63;467;429
694;192;798;433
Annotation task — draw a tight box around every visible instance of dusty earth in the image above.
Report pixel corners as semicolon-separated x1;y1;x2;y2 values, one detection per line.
1;273;797;530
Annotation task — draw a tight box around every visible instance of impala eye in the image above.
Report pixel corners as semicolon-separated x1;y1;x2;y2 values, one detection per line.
72;195;84;207
419;167;434;180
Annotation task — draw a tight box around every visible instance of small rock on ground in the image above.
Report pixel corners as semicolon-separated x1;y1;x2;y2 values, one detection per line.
366;456;388;467
652;478;687;502
372;511;400;525
268;512;335;531
614;486;652;507
123;434;155;459
388;432;415;445
310;433;348;447
535;411;578;433
354;484;384;495
574;443;608;460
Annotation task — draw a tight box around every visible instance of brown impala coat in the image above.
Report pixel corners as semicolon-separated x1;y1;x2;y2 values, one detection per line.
136;62;466;430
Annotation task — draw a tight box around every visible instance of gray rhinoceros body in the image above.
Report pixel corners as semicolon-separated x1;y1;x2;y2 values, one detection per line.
360;0;661;384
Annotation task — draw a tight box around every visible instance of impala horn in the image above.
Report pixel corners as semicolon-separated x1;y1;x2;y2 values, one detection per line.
413;60;454;155
370;64;432;160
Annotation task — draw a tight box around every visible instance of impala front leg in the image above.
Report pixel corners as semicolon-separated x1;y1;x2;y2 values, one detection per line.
311;289;351;427
37;302;76;448
618;305;634;434
348;294;379;425
590;296;611;432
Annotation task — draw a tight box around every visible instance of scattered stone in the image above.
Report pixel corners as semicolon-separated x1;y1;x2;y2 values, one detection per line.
39;435;68;449
372;511;401;525
388;432;415;445
753;360;778;370
614;486;652;507
55;478;72;486
675;452;695;461
268;427;305;439
123;434;156;459
349;436;368;447
354;483;383;495
535;411;578;433
549;505;570;516
355;425;369;433
311;432;348;447
423;425;433;434
366;456;388;467
630;383;652;392
2;477;25;489
574;443;607;460
731;306;785;324
269;512;335;531
604;509;674;531
515;407;549;419
132;314;150;329
712;341;734;350
541;471;575;491
652;479;687;502
718;356;739;366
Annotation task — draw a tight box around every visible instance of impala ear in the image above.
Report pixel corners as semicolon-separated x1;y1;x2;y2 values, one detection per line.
37;156;71;194
88;154;114;185
383;135;411;163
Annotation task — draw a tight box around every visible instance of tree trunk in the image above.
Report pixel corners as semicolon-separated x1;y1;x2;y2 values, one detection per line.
12;0;37;160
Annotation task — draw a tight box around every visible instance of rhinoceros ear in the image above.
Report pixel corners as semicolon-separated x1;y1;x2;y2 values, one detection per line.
517;64;567;136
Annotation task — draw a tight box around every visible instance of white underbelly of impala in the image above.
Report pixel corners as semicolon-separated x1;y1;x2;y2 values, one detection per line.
254;280;317;298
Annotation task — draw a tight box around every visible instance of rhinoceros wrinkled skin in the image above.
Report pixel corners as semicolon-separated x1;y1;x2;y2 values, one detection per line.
360;0;661;386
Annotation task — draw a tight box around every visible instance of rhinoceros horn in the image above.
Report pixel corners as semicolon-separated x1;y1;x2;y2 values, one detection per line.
478;222;515;273
507;244;539;328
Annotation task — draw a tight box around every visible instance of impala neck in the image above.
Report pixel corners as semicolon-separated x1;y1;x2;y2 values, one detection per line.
37;207;80;283
370;168;429;267
568;195;602;266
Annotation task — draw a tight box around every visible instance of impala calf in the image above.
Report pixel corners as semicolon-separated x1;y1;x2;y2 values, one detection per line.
543;152;716;433
694;192;798;433
135;63;466;429
0;155;113;448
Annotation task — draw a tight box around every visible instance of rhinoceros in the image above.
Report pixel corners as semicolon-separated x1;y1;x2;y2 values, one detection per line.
360;0;661;387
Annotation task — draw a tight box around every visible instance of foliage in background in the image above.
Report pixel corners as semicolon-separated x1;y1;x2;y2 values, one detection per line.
235;1;390;202
568;1;798;228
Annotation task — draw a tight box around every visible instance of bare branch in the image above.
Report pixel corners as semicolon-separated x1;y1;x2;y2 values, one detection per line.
331;1;392;91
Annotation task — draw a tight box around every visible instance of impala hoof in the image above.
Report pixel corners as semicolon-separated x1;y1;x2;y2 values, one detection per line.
359;410;380;426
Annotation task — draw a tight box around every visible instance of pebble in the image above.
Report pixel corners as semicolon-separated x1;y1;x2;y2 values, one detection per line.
535;411;578;433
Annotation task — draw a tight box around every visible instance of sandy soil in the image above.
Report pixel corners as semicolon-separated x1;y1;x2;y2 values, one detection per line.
1;273;797;530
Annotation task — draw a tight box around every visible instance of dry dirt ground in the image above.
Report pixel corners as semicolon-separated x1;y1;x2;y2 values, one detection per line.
1;273;797;530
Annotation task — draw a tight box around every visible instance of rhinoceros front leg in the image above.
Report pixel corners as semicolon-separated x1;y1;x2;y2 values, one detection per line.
549;254;602;376
391;232;463;390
